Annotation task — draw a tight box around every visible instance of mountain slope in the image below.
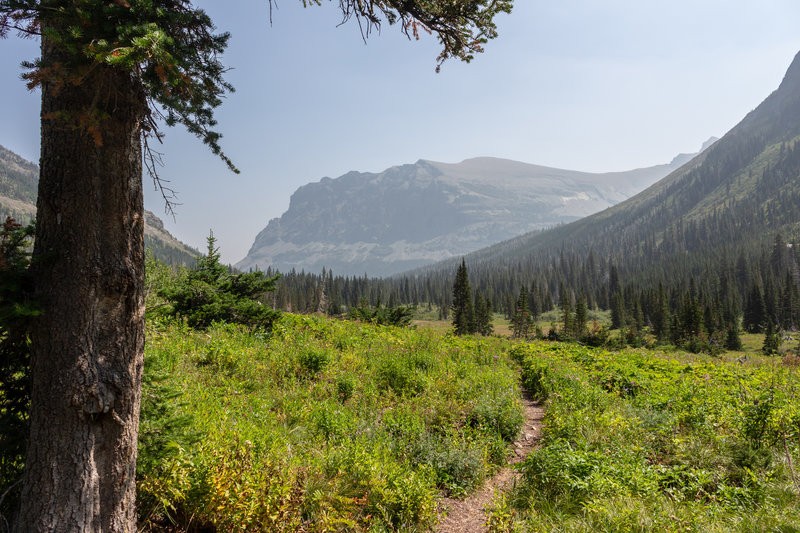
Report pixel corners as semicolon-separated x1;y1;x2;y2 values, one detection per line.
408;51;800;294
0;145;199;265
0;146;38;222
238;148;711;276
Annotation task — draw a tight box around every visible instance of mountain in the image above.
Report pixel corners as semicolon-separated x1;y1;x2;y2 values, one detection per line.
238;147;712;276
0;145;199;265
142;210;201;265
467;50;800;268
393;50;800;310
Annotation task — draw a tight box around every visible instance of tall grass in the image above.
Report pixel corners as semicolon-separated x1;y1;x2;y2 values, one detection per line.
507;342;800;532
138;314;524;531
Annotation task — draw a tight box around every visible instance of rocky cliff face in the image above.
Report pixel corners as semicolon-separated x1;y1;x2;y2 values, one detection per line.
238;151;712;276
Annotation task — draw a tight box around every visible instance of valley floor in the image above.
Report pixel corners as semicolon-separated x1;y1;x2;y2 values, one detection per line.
137;313;800;532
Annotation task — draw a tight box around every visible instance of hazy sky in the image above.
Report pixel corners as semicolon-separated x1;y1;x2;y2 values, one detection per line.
2;1;800;264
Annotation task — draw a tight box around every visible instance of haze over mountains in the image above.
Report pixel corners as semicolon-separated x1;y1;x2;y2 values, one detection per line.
0;145;199;265
399;50;800;302
238;142;716;277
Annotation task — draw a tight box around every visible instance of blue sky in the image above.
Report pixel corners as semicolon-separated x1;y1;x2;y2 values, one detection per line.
2;1;800;264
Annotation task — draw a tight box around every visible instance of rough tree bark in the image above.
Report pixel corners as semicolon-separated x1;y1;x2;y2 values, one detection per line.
14;32;146;532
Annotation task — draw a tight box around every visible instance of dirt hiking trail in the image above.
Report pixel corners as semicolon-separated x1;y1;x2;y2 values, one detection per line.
437;391;544;532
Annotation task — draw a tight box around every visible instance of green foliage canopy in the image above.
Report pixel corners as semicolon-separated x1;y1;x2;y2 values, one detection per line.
1;0;239;205
0;217;35;518
303;0;513;71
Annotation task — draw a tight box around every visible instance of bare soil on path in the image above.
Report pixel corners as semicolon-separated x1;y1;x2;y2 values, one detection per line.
436;391;544;533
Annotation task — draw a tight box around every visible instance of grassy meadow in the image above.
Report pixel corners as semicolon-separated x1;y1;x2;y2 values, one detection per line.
136;308;800;532
507;342;800;532
138;314;523;531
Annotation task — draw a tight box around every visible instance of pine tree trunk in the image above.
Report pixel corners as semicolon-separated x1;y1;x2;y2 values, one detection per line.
15;33;145;532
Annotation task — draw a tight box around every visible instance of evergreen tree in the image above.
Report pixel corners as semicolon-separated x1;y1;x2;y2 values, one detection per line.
560;290;573;339
574;291;588;339
160;231;280;329
680;293;703;339
609;264;621;295
633;298;645;332
725;321;743;351
529;282;542;319
349;301;415;327
511;285;533;339
762;318;783;355
779;271;797;331
735;250;749;293
703;304;717;336
770;233;787;275
451;259;474;335
743;282;767;333
764;275;779;326
670;313;682;346
610;291;625;329
652;283;670;342
473;290;493;336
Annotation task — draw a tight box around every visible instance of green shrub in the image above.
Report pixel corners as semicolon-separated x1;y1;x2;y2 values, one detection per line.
486;492;522;533
201;439;306;532
522;439;628;507
197;339;238;373
312;402;354;441
364;459;437;530
336;375;355;402
376;358;425;396
298;347;329;375
348;301;416;327
519;356;551;401
138;354;200;478
159;232;279;330
409;432;485;496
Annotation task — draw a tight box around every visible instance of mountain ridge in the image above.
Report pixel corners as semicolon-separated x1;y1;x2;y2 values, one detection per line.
238;146;713;276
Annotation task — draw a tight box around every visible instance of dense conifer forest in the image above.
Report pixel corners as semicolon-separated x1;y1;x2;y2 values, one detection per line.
266;225;800;354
